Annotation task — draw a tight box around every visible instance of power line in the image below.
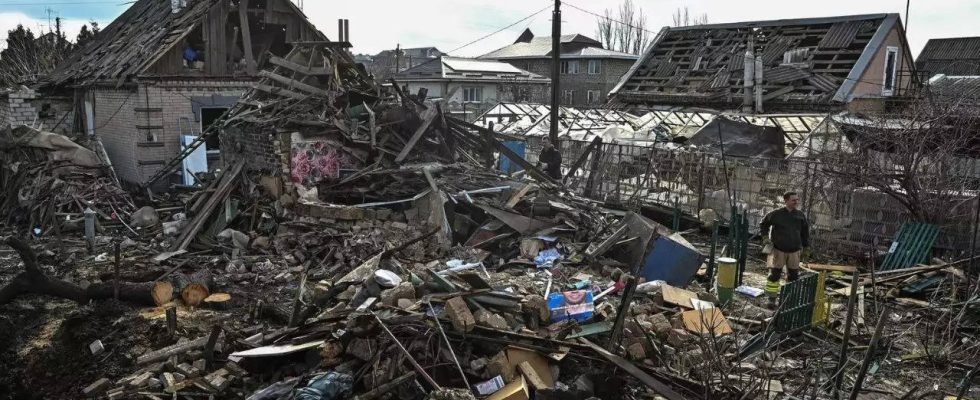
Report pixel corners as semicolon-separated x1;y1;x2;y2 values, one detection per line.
445;4;552;55
562;0;659;35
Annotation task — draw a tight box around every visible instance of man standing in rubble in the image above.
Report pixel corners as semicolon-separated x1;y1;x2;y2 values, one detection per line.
760;191;809;307
538;141;562;180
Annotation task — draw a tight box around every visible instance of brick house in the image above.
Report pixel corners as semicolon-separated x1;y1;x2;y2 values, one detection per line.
43;0;324;189
393;56;550;118
479;29;638;107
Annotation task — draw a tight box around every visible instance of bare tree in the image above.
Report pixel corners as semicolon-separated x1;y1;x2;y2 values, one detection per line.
615;0;637;55
595;8;614;51
672;7;709;27
594;0;650;55
0;24;73;87
815;87;980;226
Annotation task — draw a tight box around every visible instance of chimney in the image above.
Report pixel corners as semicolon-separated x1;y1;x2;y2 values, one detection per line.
337;19;350;43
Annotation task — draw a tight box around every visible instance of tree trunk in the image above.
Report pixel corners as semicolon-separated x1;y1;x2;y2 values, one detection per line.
173;269;213;307
0;237;157;306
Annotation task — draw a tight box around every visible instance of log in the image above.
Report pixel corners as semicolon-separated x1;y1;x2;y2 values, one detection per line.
203;293;232;310
0;237;158;306
174;270;213;307
152;281;175;306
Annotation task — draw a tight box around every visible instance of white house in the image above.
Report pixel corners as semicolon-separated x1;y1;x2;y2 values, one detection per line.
393;56;550;117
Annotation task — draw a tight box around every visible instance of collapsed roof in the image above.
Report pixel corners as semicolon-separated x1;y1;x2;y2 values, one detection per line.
47;0;323;86
611;14;905;110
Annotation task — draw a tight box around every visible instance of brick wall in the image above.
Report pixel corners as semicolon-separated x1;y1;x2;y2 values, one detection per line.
221;124;290;175
92;87;140;184
0;88;74;134
91;80;250;187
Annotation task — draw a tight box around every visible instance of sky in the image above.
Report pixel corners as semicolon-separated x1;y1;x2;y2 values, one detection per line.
0;0;977;58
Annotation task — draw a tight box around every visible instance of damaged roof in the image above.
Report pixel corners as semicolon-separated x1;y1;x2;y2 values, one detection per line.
916;37;980;77
480;29;637;60
47;0;321;86
611;13;904;110
394;56;550;83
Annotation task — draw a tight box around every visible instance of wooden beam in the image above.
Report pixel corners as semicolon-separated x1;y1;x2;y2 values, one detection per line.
238;0;257;75
395;107;438;163
258;70;329;96
269;56;332;76
252;83;307;101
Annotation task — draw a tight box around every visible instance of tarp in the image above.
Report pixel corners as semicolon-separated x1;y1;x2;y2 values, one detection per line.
1;125;103;167
684;117;786;158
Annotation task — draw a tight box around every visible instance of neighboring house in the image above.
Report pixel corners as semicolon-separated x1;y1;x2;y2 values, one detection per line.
42;0;324;189
394;56;550;117
480;29;638;107
611;14;917;113
366;46;445;80
916;37;980;77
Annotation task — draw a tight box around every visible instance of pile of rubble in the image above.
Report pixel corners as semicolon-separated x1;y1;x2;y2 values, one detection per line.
2;41;979;400
0;125;135;235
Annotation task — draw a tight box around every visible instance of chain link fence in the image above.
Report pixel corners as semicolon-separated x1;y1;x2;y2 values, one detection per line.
521;137;979;258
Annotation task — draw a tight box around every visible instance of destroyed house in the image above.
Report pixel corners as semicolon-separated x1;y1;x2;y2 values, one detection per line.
480;30;638;107
393;56;551;116
611;14;917;112
43;0;324;189
916;37;980;77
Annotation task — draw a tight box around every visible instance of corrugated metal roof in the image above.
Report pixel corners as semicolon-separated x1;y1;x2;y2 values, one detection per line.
479;33;634;60
916;37;980;76
394;56;549;83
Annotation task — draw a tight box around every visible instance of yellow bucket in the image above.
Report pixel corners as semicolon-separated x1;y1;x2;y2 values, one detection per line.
716;257;737;304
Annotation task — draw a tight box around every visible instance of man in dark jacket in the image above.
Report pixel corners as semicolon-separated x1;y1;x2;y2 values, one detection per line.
760;191;809;306
538;141;562;180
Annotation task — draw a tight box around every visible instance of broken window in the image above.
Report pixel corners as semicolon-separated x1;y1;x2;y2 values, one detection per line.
588;60;601;74
561;60;580;74
587;90;601;104
562;89;575;104
463;87;483;103
883;46;898;96
200;107;227;151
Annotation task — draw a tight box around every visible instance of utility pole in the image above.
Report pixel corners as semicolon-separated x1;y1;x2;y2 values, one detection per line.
549;0;561;145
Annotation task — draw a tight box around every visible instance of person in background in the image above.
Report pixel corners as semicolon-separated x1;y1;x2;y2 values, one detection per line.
538;141;562;180
760;191;809;307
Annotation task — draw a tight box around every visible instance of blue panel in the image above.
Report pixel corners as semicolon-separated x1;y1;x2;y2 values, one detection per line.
499;140;526;174
640;236;704;287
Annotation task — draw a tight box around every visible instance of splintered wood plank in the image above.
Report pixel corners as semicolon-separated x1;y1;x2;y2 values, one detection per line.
269;56;332;76
258;70;329;96
395;107;438;163
252;83;307;101
239;0;257;75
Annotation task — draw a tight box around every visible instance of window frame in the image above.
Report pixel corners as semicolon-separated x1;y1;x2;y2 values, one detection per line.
562;89;575;104
588;60;601;74
462;86;483;103
561;60;580;74
882;46;899;96
587;90;601;104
